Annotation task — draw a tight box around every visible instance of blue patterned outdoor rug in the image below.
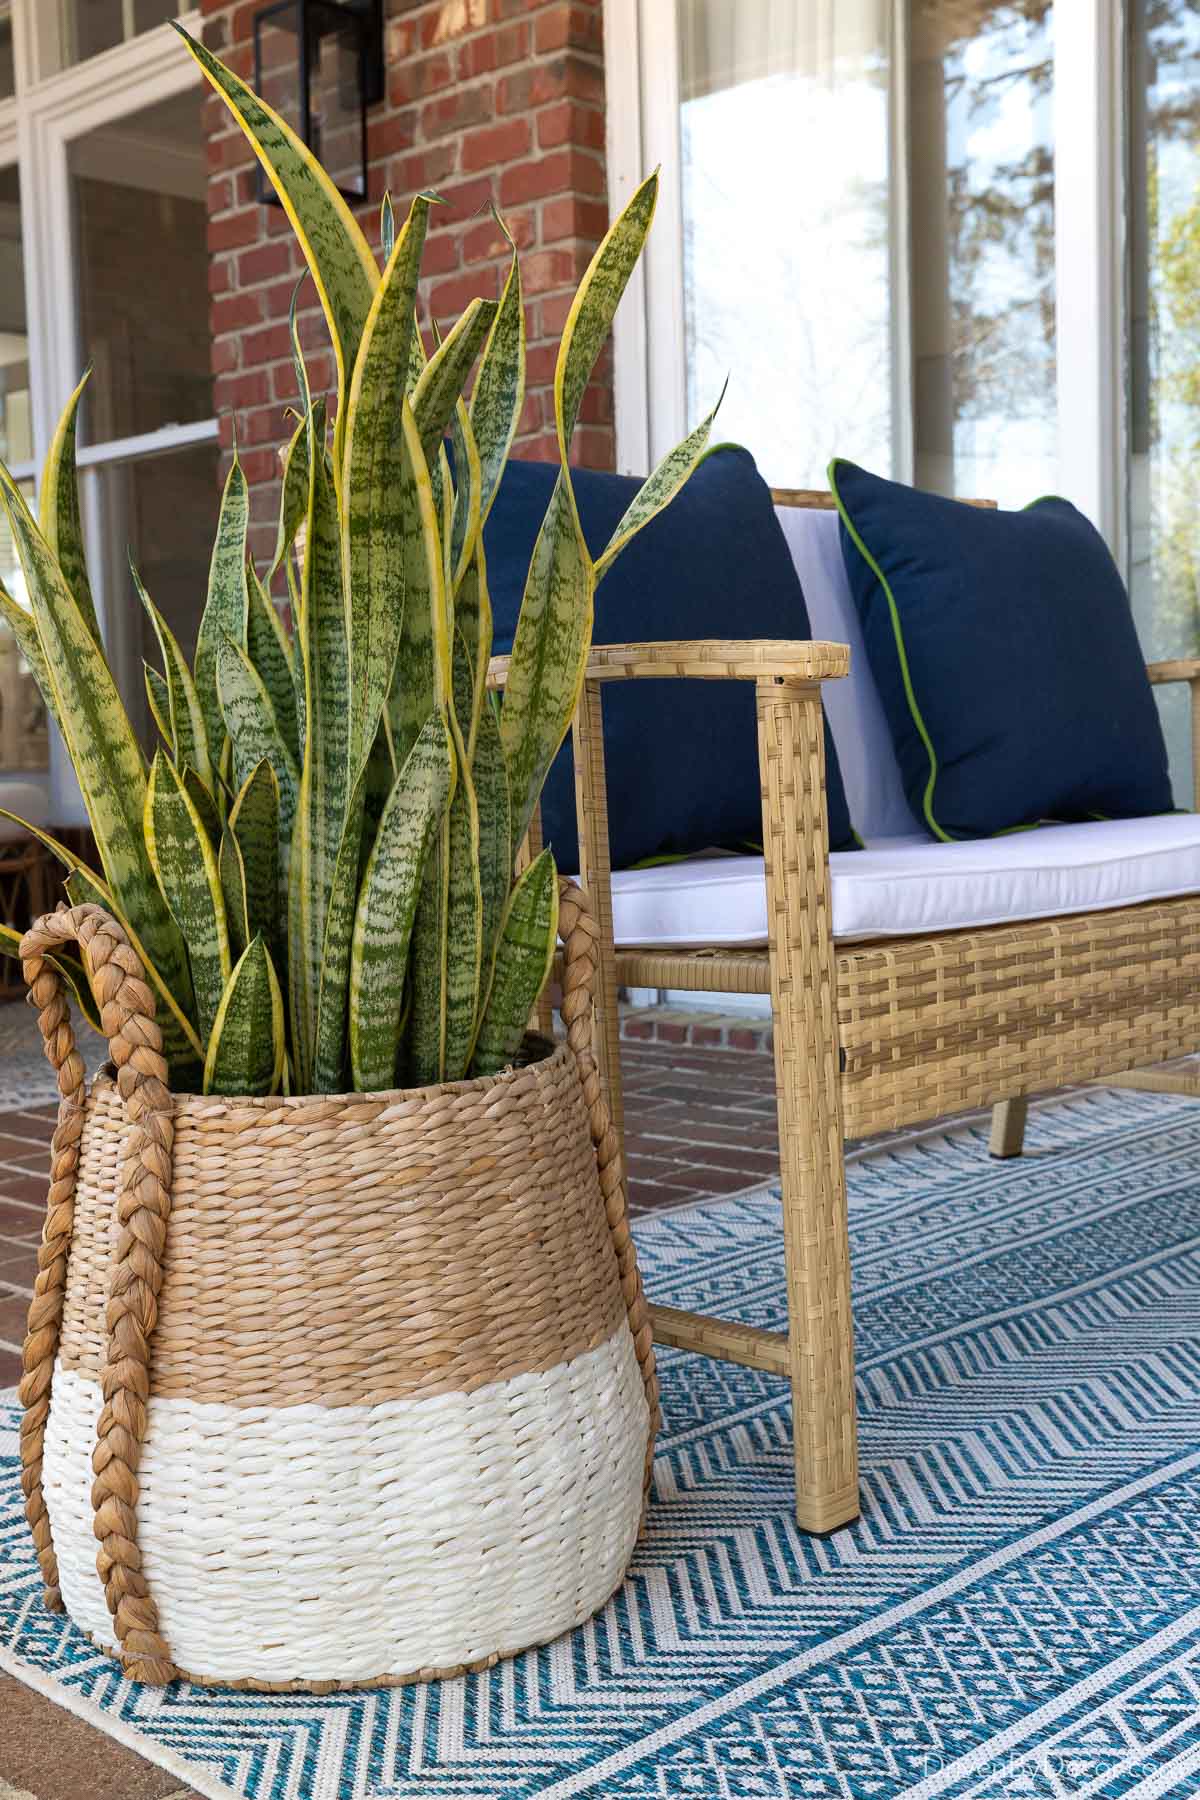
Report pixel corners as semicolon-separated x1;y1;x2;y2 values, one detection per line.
4;1085;1200;1798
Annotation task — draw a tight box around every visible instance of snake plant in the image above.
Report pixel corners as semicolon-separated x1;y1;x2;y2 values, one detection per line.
0;26;718;1097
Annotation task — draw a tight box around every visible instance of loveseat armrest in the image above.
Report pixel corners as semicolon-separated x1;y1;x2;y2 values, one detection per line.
1146;659;1200;686
487;637;850;689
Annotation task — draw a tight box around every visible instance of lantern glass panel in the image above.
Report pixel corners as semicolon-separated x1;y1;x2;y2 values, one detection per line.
255;1;368;203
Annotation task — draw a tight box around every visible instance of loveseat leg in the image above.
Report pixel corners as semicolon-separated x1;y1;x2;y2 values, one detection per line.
989;1097;1028;1158
757;676;859;1535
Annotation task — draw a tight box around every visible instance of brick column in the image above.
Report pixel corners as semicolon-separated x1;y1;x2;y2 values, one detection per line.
199;0;615;565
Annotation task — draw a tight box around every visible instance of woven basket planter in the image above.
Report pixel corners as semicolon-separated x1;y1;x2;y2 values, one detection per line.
16;882;658;1691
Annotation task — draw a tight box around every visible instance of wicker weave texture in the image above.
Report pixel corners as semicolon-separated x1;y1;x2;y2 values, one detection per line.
19;887;657;1690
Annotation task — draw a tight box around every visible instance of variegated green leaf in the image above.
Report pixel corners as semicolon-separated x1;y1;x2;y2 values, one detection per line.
407;807;450;1087
312;764;367;1093
248;562;299;761
386;400;451;770
449;399;482;596
203;935;285;1097
0;470;195;1023
341;196;432;766
380;191;396;263
144;664;172;751
290;431;351;1092
594;390;725;580
228;759;280;965
349;714;453;1092
39;371;101;649
555;172;658;458
175;25;378;469
289;273;312;417
498;473;593;857
133;562;213;789
412;296;497;470
215;631;299;868
62;870;204;1079
423;641;483;1083
145;751;232;1041
194;449;250;759
0;809;108;889
181;765;221;846
0;583;58;736
471;848;558;1077
453;543;493;759
471;692;511;1020
269;411;310;579
0;923;104;1035
470;214;525;530
219;827;250;958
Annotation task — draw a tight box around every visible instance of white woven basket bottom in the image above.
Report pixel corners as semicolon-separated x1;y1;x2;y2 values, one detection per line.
42;1326;649;1685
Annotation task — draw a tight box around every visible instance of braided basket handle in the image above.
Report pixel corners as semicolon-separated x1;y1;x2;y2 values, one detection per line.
557;881;659;1478
18;903;178;1684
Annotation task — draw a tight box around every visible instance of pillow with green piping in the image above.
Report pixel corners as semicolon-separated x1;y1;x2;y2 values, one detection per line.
829;459;1174;840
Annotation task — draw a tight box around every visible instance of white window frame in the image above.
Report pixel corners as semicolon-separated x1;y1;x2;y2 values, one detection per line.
604;0;1128;559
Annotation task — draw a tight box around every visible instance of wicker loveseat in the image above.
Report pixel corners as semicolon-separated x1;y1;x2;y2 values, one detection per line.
492;487;1200;1537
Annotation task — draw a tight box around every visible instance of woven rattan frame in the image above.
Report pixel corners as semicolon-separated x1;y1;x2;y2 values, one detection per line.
489;487;1200;1538
18;884;657;1689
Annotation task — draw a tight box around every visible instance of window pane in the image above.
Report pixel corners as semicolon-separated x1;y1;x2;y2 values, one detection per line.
0;4;15;100
58;0;180;68
69;93;211;446
0;478;51;775
0;167;31;470
1129;0;1200;801
84;444;222;746
910;0;1057;505
677;0;894;487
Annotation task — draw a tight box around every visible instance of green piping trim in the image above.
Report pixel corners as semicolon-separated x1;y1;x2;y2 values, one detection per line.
828;458;951;842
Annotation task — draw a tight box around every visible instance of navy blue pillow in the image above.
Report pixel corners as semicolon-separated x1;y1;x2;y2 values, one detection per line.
830;459;1173;841
484;448;858;870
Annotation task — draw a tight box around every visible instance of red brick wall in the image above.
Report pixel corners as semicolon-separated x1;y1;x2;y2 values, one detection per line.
199;0;614;568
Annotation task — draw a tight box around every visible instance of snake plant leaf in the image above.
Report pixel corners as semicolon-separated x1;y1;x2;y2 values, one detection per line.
311;764;367;1092
288;273;312;418
469;215;525;532
341;195;432;766
0;583;58;736
471;848;558;1077
62;868;204;1076
269;411;310;579
39;371;101;649
453;544;492;759
387;400;451;771
471;694;511;1011
203;935;285;1098
194;448;251;760
349;714;453;1092
144;665;172;751
424;642;483;1083
228;758;280;965
215;631;299;870
175;25;378;469
406;309;426;393
407;808;450;1087
449;400;482;597
247;563;299;762
0;809;109;889
133;562;213;789
0;923;105;1036
0;469;195;1021
145;751;232;1041
380;191;396;263
498;472;594;858
219;827;250;958
411;296;497;470
594;391;726;581
556;171;659;459
290;433;351;1092
181;765;222;846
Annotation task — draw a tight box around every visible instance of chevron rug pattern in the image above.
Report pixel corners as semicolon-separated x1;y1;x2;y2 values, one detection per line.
4;1085;1200;1798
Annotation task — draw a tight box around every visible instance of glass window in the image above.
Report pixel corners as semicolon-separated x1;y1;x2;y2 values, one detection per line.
0;166;31;471
0;4;15;100
1129;0;1200;801
0;477;51;774
909;0;1057;505
57;0;181;69
69;93;211;446
676;0;895;487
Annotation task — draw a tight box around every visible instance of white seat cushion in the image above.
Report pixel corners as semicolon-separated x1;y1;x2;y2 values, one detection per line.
610;816;1200;947
773;503;920;839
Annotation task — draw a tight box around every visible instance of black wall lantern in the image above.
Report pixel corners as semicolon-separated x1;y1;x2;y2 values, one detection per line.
253;1;385;205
